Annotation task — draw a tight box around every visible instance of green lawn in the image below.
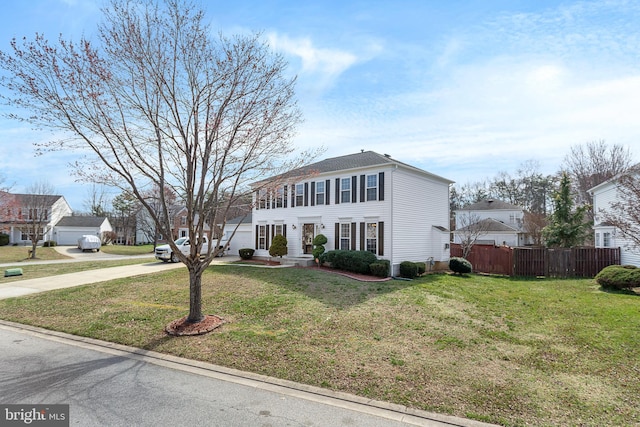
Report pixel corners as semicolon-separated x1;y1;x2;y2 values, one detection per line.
0;267;638;426
0;258;156;282
100;244;155;256
0;246;69;263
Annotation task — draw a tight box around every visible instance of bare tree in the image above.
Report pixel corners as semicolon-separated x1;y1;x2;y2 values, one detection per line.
19;181;59;259
111;191;140;245
563;140;633;221
0;0;315;331
522;211;547;246
601;165;640;252
455;212;491;258
84;184;111;217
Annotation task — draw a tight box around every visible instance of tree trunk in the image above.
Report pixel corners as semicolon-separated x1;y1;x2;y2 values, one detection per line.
187;263;204;323
31;241;37;259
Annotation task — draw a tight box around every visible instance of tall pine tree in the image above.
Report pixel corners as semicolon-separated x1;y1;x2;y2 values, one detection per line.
542;172;591;247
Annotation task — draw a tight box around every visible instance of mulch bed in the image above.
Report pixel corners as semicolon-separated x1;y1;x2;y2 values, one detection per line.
165;314;226;336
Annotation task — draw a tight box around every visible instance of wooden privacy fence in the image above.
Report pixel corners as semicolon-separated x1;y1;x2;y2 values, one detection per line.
451;244;621;278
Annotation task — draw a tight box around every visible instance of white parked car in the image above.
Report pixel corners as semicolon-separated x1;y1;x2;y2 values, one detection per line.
77;235;101;252
155;235;229;263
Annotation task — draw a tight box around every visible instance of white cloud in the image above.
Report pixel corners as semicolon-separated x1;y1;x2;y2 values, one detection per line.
267;32;359;92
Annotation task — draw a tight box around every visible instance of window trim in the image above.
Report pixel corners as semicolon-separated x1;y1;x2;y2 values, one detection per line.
340;178;351;203
366;174;377;201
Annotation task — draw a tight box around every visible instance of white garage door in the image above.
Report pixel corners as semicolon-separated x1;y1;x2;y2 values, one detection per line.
56;229;96;245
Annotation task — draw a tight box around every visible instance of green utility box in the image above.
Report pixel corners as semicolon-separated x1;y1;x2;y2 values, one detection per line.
4;268;23;277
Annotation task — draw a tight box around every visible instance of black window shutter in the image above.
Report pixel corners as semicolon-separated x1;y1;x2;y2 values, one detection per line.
255;225;259;249
360;222;365;250
291;186;295;208
335;178;340;204
360;175;365;202
335;223;339;250
255;191;259;210
351;222;356;250
310;182;316;206
325;179;331;205
283;224;287;238
304;182;309;206
351;176;357;203
378;221;384;255
379;172;385;201
271;224;275;239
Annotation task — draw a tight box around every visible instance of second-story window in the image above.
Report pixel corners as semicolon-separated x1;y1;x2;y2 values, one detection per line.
295;183;304;207
258;189;267;209
181;216;186;226
275;187;284;208
316;181;325;205
341;178;351;203
366;174;377;201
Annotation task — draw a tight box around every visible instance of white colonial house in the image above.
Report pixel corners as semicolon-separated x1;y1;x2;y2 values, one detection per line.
249;151;453;275
589;170;640;267
453;199;533;247
0;193;72;245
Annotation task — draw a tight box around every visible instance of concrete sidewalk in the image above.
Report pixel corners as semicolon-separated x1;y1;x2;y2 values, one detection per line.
0;256;241;300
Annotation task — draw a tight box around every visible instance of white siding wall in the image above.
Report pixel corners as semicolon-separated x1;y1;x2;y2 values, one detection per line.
252;166;393;259
390;168;450;271
593;181;640;266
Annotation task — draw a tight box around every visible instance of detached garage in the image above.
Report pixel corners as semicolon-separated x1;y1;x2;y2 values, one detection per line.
54;216;112;245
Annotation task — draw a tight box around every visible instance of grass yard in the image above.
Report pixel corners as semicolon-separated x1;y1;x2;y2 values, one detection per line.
0;246;69;263
0;258;156;283
100;244;155;256
0;266;638;426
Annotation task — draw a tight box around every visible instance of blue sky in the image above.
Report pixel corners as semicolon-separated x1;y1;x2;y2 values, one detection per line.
1;0;639;210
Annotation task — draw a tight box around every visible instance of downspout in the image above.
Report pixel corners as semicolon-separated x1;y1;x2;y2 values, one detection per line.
389;165;397;277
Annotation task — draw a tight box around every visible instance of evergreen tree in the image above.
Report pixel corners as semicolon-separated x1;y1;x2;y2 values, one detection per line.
542;172;590;247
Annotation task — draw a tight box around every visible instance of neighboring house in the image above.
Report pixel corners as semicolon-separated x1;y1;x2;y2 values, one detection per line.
54;216;113;245
250;151;453;275
173;207;213;240
589;173;640;267
219;213;252;256
453;199;533;247
0;193;72;245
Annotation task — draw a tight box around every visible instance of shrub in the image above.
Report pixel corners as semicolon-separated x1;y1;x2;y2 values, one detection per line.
238;248;255;260
321;250;378;275
42;240;57;247
449;257;472;275
0;233;9;246
399;261;418;279
269;234;288;258
312;233;327;260
370;260;390;277
415;262;426;275
595;265;640;290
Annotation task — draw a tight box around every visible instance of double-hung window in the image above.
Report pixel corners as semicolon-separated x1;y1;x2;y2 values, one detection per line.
603;232;611;247
340;178;351;203
366;174;377;201
258;189;267;209
366;222;377;253
258;225;267;250
295;183;304;207
275;187;284;208
340;223;351;250
315;181;325;205
274;224;284;236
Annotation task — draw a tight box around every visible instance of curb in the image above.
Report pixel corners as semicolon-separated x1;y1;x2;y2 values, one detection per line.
0;320;499;427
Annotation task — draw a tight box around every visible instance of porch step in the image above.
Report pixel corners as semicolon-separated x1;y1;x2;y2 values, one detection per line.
281;257;316;267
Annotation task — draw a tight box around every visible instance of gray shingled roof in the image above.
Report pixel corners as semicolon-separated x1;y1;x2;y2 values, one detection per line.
14;193;64;206
255;151;453;184
461;199;522;211
55;216;108;227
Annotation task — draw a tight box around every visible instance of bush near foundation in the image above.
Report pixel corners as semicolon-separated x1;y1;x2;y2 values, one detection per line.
595;265;640;291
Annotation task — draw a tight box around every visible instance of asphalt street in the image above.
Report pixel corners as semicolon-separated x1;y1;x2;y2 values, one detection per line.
0;247;496;427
